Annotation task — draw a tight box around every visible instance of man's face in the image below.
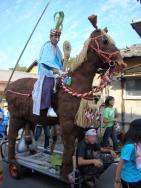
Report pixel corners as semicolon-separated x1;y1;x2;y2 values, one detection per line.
86;135;97;144
50;35;60;46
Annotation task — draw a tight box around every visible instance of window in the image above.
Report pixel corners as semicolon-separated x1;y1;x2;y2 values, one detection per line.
124;78;141;99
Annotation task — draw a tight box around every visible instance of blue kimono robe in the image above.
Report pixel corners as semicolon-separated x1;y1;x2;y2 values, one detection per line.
32;41;62;115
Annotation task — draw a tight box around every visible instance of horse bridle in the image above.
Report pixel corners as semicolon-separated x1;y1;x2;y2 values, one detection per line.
61;33;122;98
89;33;120;67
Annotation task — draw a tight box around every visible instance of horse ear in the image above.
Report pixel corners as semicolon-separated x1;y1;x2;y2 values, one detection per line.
103;27;108;33
88;15;98;30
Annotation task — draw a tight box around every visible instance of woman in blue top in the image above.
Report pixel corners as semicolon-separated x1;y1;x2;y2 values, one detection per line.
115;119;141;188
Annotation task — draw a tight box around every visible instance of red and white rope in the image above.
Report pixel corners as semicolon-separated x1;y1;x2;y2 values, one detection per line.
61;33;121;98
61;68;113;98
7;90;31;97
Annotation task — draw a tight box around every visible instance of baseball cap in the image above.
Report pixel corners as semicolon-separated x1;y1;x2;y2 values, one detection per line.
85;129;97;136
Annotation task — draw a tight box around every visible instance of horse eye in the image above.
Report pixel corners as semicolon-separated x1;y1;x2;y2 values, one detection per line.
102;37;109;44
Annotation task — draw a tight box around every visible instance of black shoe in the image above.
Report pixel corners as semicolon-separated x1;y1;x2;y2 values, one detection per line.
85;180;95;188
43;148;51;154
30;150;37;155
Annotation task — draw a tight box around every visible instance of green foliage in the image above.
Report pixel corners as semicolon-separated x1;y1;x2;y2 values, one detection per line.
49;154;62;167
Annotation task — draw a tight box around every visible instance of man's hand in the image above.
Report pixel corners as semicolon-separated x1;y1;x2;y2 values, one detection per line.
53;68;59;75
93;159;103;167
110;150;117;158
114;178;121;188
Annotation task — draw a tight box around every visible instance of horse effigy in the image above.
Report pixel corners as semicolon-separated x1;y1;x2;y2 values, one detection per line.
6;14;126;178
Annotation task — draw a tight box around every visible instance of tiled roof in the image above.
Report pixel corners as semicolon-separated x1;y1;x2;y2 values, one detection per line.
120;44;141;58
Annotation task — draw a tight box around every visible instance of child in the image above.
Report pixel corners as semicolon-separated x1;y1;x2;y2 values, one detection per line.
102;96;118;151
115;119;141;188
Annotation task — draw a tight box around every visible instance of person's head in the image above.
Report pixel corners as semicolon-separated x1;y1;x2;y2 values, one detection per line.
123;119;141;144
50;29;61;46
85;129;97;144
105;96;115;107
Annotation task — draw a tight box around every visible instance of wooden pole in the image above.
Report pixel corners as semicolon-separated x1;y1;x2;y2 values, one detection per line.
121;75;125;128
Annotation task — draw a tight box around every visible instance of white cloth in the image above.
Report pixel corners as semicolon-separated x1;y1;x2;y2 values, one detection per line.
38;41;63;78
32;74;45;116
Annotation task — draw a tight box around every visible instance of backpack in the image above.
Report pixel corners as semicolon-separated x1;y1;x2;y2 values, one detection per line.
134;143;141;170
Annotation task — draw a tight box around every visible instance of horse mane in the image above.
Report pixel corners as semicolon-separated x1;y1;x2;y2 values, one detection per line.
69;38;91;72
105;32;116;45
68;31;115;72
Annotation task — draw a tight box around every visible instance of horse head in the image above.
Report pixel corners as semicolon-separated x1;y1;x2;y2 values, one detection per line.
88;15;127;74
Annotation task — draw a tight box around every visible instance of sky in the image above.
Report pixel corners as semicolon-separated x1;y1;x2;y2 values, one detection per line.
0;0;141;70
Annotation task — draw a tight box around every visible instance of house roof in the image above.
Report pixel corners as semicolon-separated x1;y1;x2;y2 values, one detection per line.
0;69;37;82
26;60;38;72
125;64;141;75
131;21;141;37
120;44;141;58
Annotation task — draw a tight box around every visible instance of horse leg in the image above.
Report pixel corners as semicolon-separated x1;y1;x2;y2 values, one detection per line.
61;127;76;178
8;118;21;160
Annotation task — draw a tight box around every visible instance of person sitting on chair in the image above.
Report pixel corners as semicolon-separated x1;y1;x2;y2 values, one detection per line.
77;128;116;187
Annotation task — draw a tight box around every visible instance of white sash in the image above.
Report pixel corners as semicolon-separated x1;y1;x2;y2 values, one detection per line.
32;74;45;116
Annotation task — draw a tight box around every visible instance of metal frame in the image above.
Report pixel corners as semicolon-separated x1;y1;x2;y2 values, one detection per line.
0;139;67;183
0;138;120;187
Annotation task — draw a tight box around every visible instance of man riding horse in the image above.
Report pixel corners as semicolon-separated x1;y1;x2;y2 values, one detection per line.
32;11;64;117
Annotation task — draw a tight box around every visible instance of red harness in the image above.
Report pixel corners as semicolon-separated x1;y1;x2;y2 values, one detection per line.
61;34;121;98
89;34;120;65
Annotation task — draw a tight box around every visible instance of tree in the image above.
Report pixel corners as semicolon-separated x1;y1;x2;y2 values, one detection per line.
9;64;27;72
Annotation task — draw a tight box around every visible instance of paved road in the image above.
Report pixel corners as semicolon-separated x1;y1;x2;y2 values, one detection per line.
1;163;117;188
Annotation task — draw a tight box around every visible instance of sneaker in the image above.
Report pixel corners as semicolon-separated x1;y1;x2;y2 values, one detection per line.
47;107;57;117
85;180;95;188
43;150;51;154
44;147;51;154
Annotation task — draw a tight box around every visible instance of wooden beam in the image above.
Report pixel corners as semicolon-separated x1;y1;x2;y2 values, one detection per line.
124;64;141;71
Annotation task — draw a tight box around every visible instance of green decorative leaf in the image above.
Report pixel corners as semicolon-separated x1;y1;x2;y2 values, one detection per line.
54;11;64;30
